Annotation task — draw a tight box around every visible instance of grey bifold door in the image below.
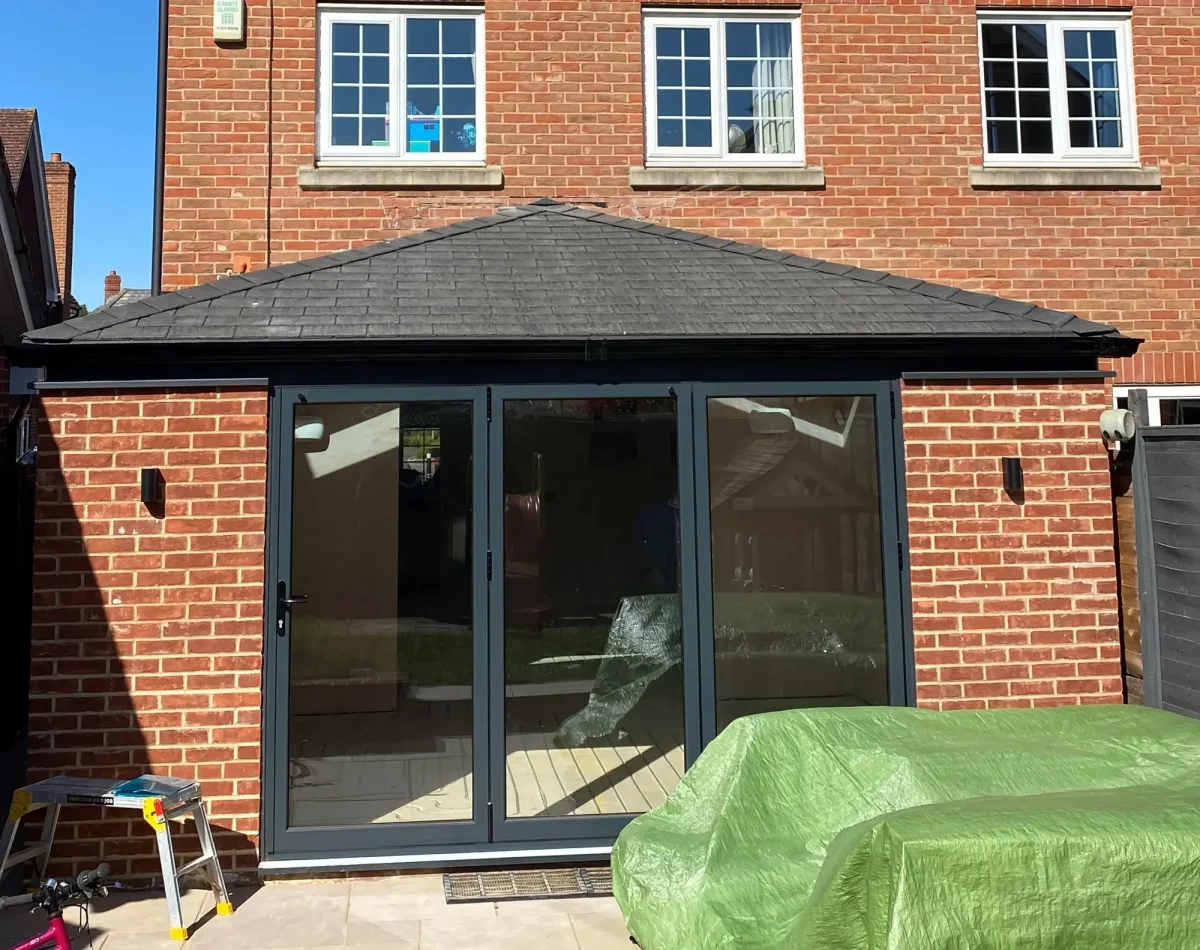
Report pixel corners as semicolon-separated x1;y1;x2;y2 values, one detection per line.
267;382;906;857
486;385;702;845
268;387;491;857
690;384;908;740
484;382;907;845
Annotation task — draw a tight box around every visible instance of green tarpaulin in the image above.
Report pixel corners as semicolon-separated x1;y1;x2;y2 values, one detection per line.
612;705;1200;949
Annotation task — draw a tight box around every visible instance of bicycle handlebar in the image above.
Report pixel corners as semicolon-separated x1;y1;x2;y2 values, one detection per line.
0;864;111;912
77;864;110;891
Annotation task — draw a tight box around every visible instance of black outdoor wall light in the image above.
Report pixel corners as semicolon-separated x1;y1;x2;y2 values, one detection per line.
141;468;165;509
1002;457;1024;503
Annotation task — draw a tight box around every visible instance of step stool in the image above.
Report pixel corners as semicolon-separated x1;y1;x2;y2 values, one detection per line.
1;775;234;940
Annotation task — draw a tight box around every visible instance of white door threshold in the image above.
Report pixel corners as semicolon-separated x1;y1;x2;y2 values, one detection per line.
260;844;612;875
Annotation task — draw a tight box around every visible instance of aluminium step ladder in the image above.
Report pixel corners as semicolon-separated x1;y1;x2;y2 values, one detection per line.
1;775;234;940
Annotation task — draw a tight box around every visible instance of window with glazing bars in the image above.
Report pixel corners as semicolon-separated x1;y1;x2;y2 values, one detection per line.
319;7;485;163
978;15;1136;165
643;14;804;165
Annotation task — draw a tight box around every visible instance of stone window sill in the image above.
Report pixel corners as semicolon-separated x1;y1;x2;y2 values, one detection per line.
968;165;1161;189
629;165;826;189
298;165;504;190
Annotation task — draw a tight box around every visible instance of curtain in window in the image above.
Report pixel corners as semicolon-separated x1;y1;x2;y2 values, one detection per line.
751;26;794;154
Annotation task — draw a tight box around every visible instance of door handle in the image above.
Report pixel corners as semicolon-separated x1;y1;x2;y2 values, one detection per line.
276;580;308;637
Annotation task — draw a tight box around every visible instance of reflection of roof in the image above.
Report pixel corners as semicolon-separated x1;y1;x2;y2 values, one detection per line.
97;288;153;310
28;199;1137;354
0;109;35;179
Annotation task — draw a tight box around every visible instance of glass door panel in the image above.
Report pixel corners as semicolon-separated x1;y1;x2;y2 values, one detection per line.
499;396;686;825
704;393;892;732
286;399;477;828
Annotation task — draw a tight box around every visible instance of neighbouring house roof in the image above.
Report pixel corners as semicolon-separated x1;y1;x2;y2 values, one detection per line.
0;109;35;180
0;107;60;340
24;199;1136;354
97;287;152;310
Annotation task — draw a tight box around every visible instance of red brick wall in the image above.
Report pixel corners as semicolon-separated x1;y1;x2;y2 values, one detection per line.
161;0;1200;384
903;379;1124;709
28;389;267;877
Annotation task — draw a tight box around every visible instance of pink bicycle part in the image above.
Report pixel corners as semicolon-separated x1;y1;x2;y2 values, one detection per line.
9;914;72;950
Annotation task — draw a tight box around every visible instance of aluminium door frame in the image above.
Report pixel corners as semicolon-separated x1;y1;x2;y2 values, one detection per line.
690;381;912;745
486;382;702;844
264;384;491;859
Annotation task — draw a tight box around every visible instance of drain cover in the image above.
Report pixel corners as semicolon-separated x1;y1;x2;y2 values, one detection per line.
444;867;613;903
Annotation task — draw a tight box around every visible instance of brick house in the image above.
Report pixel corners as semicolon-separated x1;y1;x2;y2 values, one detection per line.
9;1;1196;877
2;108;71;824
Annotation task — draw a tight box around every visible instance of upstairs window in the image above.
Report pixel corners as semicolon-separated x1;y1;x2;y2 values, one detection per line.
978;13;1136;166
643;13;803;166
318;7;485;164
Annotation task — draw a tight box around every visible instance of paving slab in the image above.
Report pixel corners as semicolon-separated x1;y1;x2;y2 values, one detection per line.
343;915;422;947
568;911;633;950
493;896;622;920
349;878;499;921
3;874;631;949
418;912;581;950
186;882;348;949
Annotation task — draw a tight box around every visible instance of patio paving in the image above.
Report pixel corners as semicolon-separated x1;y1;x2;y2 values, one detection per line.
0;874;631;949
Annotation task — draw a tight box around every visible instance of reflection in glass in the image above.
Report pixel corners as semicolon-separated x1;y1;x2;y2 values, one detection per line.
330;22;391;147
503;398;684;819
405;17;478;155
706;396;889;732
724;21;795;155
655;26;713;149
288;402;475;827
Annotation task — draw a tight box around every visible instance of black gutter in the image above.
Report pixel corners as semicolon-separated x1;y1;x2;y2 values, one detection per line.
902;369;1118;381
33;377;270;392
15;332;1142;364
151;0;168;296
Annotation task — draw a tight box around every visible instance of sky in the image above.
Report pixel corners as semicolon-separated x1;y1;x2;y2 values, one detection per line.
0;1;158;310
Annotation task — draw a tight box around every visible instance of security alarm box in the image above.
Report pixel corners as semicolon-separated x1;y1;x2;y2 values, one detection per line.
213;0;244;42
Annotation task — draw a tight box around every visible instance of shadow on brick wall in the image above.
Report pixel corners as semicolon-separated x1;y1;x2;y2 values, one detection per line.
23;392;260;884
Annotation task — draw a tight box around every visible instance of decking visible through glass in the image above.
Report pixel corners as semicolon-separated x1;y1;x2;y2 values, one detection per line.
501;397;685;818
287;401;476;827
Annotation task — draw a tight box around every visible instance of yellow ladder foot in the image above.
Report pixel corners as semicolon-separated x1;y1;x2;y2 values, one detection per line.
169;926;189;940
216;901;234;915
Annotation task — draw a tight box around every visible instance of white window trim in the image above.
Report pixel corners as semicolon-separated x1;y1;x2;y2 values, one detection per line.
1114;386;1200;427
643;12;805;168
977;10;1138;169
318;5;486;167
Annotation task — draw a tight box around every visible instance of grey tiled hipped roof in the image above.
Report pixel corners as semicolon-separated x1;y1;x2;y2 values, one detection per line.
25;199;1131;347
96;287;152;311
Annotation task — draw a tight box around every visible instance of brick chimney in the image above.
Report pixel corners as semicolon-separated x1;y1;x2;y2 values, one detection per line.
44;153;76;301
104;270;122;302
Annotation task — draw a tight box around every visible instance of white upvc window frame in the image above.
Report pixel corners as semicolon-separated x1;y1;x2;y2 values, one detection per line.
643;11;805;168
1114;386;1200;427
318;5;486;166
977;10;1138;168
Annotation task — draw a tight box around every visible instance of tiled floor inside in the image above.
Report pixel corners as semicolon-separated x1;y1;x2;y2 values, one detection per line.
0;874;631;949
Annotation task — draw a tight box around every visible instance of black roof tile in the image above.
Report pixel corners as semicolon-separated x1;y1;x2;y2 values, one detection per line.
24;200;1134;349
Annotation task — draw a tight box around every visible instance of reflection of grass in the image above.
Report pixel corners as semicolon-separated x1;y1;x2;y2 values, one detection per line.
292;620;611;687
714;592;885;649
291;593;885;687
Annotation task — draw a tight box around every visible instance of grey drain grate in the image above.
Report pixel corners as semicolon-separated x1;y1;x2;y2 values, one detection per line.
444;867;613;903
